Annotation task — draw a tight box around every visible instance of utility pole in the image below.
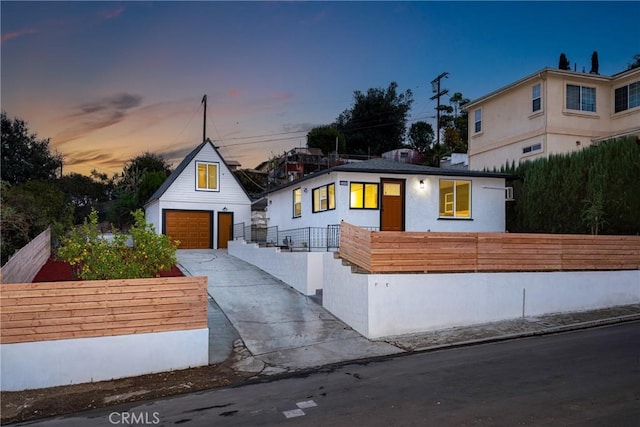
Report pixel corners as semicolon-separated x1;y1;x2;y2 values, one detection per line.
430;72;449;166
201;94;207;143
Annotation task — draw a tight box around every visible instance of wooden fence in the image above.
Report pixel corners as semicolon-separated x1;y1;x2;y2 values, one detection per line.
340;222;640;274
0;228;51;284
0;276;208;344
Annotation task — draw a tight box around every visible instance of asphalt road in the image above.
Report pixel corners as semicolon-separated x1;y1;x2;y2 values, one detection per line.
15;321;640;427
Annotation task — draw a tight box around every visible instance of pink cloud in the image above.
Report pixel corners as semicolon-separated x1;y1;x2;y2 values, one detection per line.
100;6;125;20
1;28;38;44
226;88;244;98
270;92;294;101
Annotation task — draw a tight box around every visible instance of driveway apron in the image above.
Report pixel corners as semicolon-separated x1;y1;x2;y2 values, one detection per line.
176;250;401;372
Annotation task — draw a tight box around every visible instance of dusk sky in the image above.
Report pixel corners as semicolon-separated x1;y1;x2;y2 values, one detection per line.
2;1;639;176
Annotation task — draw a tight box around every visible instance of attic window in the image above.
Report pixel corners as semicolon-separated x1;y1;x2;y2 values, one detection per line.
196;162;219;191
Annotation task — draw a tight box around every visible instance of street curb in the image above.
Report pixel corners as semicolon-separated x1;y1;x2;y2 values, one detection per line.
411;313;640;353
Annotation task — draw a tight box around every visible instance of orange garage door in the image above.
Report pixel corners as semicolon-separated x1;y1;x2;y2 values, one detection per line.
164;210;211;249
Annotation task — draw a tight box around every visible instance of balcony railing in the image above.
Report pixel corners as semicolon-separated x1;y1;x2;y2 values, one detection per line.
232;223;378;252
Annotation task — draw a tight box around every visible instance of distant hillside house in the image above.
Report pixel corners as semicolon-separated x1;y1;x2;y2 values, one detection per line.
465;66;640;171
381;147;422;164
144;139;251;249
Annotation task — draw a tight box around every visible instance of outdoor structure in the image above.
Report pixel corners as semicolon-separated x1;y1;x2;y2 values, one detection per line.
465;66;640;171
381;147;422;164
1;276;208;391
0;232;209;391
144;139;251;249
261;158;512;248
228;225;640;338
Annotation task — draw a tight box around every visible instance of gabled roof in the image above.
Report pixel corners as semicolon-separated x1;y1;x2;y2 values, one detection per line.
144;139;251;206
264;158;513;195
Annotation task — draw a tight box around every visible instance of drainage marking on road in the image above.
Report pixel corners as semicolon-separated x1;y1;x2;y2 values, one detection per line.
283;409;305;418
282;400;318;418
296;400;318;409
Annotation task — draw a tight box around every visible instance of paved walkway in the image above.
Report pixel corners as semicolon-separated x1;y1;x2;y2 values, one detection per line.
176;250;402;375
178;250;640;377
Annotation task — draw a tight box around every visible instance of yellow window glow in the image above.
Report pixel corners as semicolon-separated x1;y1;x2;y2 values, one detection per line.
439;179;471;218
364;184;378;208
350;183;364;208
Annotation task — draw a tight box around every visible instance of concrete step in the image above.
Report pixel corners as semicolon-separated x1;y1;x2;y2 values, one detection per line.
308;289;323;306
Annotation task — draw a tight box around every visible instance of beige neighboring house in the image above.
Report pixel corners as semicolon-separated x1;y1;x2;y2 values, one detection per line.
465;66;640;171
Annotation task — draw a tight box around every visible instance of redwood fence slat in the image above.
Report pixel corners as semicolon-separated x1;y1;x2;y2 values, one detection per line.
0;228;51;284
0;276;208;344
339;222;640;274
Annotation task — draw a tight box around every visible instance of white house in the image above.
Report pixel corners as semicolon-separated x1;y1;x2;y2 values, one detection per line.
144;139;252;249
264;158;512;237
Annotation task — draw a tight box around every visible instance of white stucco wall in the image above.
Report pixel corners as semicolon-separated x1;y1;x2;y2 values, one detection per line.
228;240;323;295
321;252;370;335
324;267;640;339
1;328;209;391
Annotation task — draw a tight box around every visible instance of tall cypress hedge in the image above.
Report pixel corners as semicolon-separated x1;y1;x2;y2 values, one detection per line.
502;137;640;235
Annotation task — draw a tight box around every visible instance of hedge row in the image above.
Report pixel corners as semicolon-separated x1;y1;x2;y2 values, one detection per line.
501;137;640;235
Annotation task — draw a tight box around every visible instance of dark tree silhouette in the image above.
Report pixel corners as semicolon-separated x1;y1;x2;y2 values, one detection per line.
558;53;571;70
335;82;413;156
590;51;599;74
1;111;63;185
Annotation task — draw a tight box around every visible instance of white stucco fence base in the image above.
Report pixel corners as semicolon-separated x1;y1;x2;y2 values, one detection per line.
226;243;639;340
1;328;209;391
228;240;323;295
323;254;640;339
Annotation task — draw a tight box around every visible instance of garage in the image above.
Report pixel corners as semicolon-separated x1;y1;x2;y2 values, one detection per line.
163;210;212;249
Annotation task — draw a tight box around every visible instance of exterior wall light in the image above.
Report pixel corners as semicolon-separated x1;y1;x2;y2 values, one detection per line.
419;180;425;189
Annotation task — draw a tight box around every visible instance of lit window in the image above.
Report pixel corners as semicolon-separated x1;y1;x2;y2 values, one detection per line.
196;162;219;191
293;188;302;218
614;81;640;113
474;109;482;133
532;84;541;112
439;180;471;218
566;84;596;112
312;183;336;213
350;182;378;209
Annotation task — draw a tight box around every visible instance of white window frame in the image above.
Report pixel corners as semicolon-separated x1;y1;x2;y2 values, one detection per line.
292;187;302;218
195;161;220;192
474;109;482;133
532;83;542;112
614;80;640;113
312;183;335;213
566;84;596;113
522;142;542;154
439;179;472;219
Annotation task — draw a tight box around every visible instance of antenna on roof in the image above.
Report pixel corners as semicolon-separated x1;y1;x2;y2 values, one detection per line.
201;94;207;143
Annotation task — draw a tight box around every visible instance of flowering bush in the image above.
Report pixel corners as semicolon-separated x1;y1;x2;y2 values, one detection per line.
57;209;179;280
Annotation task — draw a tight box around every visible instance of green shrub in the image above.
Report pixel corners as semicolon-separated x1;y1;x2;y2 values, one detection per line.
504;137;640;235
58;209;179;280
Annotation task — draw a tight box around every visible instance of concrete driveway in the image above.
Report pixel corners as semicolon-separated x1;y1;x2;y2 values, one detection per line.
176;250;401;373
